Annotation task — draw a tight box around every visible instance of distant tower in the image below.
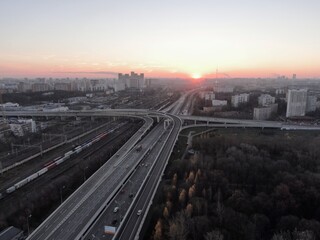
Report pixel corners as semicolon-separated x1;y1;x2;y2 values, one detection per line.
292;74;297;80
216;67;218;79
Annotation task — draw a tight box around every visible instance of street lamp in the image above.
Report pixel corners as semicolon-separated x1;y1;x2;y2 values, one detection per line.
26;214;32;236
83;166;88;182
60;185;65;204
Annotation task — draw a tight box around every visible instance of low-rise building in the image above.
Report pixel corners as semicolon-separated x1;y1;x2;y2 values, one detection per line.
54;83;71;91
212;100;228;107
253;103;278;120
9;119;36;136
0;102;19;110
32;83;50;92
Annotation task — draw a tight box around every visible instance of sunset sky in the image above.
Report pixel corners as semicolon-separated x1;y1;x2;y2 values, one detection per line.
1;0;320;79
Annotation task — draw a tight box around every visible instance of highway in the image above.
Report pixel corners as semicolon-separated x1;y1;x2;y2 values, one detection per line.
5;109;320;131
115;114;182;240
27;117;154;240
4;104;320;240
83;121;172;240
164;90;198;115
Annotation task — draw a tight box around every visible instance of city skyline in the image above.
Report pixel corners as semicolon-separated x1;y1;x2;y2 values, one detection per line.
1;0;320;79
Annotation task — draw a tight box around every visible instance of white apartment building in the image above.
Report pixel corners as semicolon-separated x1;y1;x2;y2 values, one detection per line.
286;89;308;117
306;95;317;113
200;91;215;100
118;72;145;90
231;93;249;107
254;104;278;120
258;94;275;106
212;100;228;107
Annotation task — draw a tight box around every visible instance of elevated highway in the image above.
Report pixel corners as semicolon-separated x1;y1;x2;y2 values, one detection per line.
2;106;319;240
27;117;154;240
115;114;182;240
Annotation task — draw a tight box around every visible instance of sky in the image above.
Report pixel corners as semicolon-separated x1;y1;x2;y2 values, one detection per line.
0;0;320;79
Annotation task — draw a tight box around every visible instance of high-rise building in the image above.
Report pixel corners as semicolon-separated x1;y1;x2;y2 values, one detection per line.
286;89;308;117
54;83;71;91
258;94;275;106
231;93;249;107
306;95;317;113
32;83;50;92
118;72;145;90
292;74;297;79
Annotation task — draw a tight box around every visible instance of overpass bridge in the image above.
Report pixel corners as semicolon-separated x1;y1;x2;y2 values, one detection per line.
1;108;319;240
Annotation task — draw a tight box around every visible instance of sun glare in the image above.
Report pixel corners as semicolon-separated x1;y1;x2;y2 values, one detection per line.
192;73;202;79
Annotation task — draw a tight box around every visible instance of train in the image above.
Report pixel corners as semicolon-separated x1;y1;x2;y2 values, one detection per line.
1;130;111;197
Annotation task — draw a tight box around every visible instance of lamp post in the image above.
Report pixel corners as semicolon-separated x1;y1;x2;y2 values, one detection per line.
26;214;32;236
83;166;88;182
60;185;65;204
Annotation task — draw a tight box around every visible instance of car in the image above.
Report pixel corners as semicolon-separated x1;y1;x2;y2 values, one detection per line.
129;193;134;198
113;207;119;213
137;210;142;216
111;219;118;225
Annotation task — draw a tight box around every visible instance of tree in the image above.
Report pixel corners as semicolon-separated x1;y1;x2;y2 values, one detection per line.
185;203;193;217
172;173;178;186
168;212;189;240
204;230;224;240
163;207;170;219
188;185;196;199
153;219;163;240
179;189;187;207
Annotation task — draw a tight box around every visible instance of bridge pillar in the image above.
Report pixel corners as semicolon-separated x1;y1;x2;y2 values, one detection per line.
60;116;66;121
156;116;160;123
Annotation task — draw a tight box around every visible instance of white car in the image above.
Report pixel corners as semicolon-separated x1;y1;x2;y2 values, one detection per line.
137;210;142;216
113;207;119;213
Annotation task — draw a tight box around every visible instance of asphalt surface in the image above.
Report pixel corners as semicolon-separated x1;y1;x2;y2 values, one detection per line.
116;114;181;240
83;122;171;240
27;117;153;240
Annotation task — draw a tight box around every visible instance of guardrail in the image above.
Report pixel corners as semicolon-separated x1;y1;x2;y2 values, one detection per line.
112;121;173;240
27;117;153;240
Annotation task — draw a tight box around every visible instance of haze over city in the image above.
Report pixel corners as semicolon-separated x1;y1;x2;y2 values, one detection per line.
2;1;320;240
1;0;320;79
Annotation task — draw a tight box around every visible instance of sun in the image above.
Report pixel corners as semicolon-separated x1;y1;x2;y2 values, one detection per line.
191;73;202;79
